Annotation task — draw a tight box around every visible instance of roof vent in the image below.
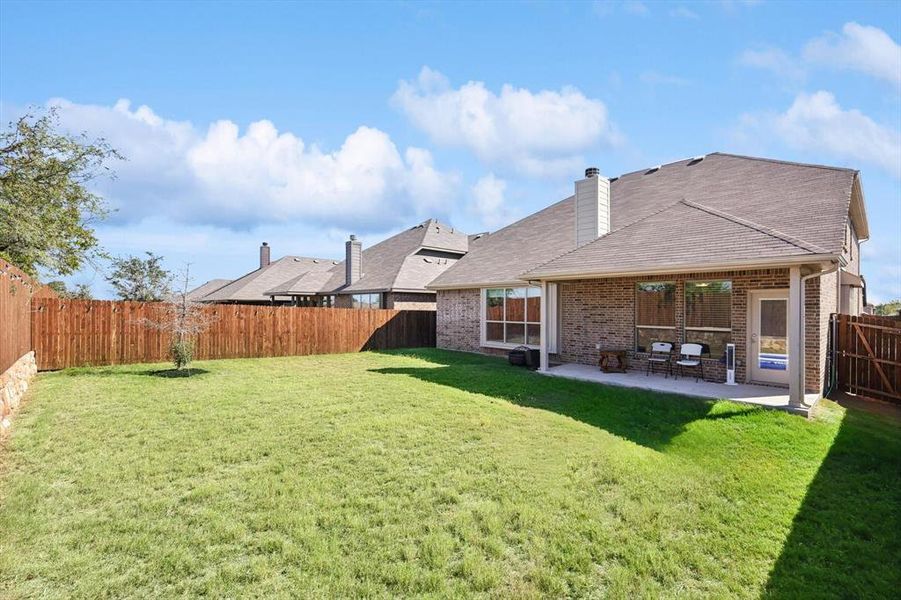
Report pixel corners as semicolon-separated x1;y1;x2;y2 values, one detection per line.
610;176;619;182
687;155;706;166
585;167;600;178
645;165;661;175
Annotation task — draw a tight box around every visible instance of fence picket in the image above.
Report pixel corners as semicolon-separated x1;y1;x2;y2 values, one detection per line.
29;298;436;370
834;313;901;403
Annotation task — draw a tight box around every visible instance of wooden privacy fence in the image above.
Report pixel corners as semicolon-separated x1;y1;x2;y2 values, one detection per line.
833;313;901;404
0;260;56;373
31;298;436;370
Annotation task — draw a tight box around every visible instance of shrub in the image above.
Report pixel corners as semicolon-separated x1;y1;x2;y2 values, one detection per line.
170;338;194;371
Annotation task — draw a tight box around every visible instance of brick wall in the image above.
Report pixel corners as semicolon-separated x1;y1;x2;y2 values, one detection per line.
436;268;834;393
558;270;788;385
808;272;837;393
436;289;482;353
386;292;436;311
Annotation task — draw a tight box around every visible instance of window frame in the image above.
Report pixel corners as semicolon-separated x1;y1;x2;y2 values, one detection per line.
481;286;541;349
683;279;733;358
351;292;382;309
634;281;677;352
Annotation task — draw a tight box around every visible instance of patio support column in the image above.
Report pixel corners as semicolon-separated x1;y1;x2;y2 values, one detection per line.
539;280;549;372
788;266;803;407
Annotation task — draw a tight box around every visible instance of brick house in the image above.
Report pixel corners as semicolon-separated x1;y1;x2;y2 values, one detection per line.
199;219;469;310
429;153;869;408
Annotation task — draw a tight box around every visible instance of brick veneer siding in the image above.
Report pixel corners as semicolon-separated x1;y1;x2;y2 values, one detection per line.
334;292;437;310
386;292;436;310
558;269;830;392
436;288;482;353
807;272;837;393
435;268;834;394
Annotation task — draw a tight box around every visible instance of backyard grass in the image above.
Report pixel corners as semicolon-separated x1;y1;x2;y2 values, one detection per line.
1;349;898;598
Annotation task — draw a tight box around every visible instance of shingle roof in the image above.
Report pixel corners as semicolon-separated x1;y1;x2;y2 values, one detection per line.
265;219;468;296
427;198;576;288
429;153;858;288
201;256;338;302
524;200;831;279
185;279;231;302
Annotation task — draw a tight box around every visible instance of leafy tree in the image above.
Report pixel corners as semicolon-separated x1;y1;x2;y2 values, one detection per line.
46;280;93;299
0;107;122;277
106;252;171;301
874;299;901;317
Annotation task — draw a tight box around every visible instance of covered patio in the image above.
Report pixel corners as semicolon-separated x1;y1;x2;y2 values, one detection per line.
540;362;820;416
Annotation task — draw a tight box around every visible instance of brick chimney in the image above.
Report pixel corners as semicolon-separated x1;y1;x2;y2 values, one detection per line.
345;235;362;285
574;167;611;247
259;242;271;268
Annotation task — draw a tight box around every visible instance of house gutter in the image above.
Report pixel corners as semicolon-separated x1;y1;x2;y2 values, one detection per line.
523;254;841;282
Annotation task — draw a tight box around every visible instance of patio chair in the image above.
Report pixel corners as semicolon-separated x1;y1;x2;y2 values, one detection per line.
675;343;704;382
646;342;673;377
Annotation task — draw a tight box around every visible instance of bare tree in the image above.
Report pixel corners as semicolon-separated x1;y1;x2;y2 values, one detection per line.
137;264;217;372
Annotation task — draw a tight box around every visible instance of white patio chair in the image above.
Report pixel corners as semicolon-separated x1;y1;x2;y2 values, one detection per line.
646;342;673;377
675;343;704;382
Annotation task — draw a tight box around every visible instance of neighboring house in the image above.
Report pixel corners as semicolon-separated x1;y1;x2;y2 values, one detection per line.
200;220;469;310
266;219;469;309
201;243;340;305
428;153;869;407
184;279;231;302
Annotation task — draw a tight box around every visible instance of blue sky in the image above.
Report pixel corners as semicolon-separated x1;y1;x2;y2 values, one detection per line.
1;0;899;302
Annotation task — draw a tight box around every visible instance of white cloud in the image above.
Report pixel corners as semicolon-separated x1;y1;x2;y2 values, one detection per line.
739;23;900;88
738;47;806;82
469;174;515;228
622;1;649;16
44;98;457;231
861;241;901;305
736;91;901;177
803;22;901;87
669;6;699;19
593;1;649;17
392;67;621;177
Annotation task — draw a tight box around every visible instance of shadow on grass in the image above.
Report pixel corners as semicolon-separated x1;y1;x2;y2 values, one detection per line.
764;406;901;598
371;348;756;451
62;366;210;378
142;368;210;378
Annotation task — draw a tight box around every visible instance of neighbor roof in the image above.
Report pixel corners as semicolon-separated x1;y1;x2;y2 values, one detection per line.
429;152;861;288
265;219;468;296
201;256;338;302
185;279;231;302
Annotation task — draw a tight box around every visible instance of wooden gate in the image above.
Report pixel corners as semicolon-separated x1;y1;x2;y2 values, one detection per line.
833;313;901;404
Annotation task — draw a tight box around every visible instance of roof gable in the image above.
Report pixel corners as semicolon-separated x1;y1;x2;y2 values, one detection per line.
430;153;859;288
266;219;469;295
524;200;832;279
202;256;338;302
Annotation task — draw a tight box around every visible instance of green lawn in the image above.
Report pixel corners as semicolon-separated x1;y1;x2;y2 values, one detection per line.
1;350;898;598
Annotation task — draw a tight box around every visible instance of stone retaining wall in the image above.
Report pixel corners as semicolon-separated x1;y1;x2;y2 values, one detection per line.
0;351;37;435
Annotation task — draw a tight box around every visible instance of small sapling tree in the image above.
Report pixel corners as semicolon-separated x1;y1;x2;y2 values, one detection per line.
138;265;216;373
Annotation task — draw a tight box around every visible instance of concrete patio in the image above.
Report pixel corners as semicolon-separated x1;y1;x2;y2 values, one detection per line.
540;363;819;416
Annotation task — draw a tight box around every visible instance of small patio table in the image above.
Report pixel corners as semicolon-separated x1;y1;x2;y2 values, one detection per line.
598;349;628;373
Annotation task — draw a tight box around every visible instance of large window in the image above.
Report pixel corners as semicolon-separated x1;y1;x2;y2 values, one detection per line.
684;280;732;358
635;282;675;352
351;293;381;309
484;287;541;346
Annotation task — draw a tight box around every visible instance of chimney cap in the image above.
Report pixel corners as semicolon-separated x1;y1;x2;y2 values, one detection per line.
261;241;268;246
349;234;357;241
585;167;600;178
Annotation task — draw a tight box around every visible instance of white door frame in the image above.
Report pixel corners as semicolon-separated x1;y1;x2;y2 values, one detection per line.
747;289;790;386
